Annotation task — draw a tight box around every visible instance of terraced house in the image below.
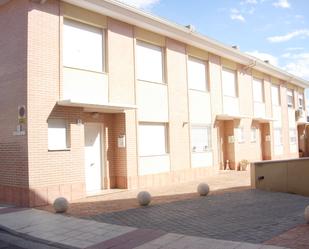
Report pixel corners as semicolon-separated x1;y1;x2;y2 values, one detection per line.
0;0;309;207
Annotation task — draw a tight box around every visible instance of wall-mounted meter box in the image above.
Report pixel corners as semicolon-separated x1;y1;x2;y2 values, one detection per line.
118;135;126;148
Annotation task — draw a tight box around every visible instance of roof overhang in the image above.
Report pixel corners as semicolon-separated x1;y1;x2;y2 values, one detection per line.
62;0;309;88
216;114;250;121
57;100;137;113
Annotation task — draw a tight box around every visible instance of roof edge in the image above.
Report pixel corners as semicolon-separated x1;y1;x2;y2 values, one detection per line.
62;0;309;88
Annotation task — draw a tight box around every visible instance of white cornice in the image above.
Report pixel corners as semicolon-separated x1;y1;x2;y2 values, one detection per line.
63;0;309;88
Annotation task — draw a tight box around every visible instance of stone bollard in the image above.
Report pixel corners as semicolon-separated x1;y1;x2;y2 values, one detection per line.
197;183;210;196
305;206;309;224
53;197;69;213
137;191;151;206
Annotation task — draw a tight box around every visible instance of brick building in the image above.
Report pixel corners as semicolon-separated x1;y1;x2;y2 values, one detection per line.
0;0;309;207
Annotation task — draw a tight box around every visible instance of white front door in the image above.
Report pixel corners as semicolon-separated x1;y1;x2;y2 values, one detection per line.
84;123;103;193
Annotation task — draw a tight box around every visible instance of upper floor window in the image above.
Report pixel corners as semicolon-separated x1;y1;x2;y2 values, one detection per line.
287;89;294;108
191;126;212;152
252;78;264;103
138;123;168;156
271;85;280;106
298;94;304;110
188;56;208;91
63;19;104;72
136;40;164;83
222;67;237;97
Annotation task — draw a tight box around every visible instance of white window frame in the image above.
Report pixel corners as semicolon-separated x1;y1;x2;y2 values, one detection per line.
63;18;105;72
236;127;245;143
190;125;212;153
271;84;280;106
274;128;283;146
250;128;258;143
252;78;264;103
222;67;237;98
138;122;168;157
48;119;70;151
187;56;208;92
289;128;297;145
136;40;164;84
287;89;294;108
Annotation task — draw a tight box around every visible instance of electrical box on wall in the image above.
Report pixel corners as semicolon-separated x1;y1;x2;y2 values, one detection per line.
117;135;126;148
228;136;235;143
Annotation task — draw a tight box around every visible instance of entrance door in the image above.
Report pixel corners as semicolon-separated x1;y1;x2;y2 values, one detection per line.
84;123;103;193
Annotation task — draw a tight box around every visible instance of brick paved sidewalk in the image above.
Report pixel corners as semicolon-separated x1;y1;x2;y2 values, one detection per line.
0;205;288;249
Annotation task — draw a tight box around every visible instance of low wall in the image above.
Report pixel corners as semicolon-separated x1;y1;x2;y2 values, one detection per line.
251;158;309;196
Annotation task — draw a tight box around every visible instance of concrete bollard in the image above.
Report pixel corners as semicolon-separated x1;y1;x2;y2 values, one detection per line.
197;183;210;196
137;191;151;206
53;197;69;213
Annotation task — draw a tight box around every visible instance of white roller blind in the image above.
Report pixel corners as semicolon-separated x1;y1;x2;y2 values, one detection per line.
222;68;237;97
63;19;103;72
188;57;207;91
48;119;68;150
274;128;282;146
253;78;263;102
138;123;167;156
136;41;163;83
289;129;297;144
287;89;294;108
271;85;280;106
191;126;211;152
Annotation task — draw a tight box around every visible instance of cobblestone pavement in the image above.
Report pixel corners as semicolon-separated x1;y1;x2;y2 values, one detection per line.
87;189;309;244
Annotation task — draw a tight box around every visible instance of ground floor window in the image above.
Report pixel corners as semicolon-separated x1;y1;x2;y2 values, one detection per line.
289;128;297;145
48;119;69;150
190;125;212;152
274;128;282;146
236;127;245;143
251;128;258;143
138;122;168;156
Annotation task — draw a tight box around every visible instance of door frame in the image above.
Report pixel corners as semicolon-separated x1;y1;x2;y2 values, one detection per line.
84;122;105;193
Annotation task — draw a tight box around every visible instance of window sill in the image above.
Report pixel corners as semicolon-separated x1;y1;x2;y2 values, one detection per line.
63;66;107;75
48;148;71;152
137;79;166;85
192;150;212;153
189;88;209;93
139;154;169;157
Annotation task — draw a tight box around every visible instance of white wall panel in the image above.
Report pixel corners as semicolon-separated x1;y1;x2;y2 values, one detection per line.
223;96;239;116
63;67;108;104
191;151;213;168
139;155;170;175
137;82;168;122
189;91;211;124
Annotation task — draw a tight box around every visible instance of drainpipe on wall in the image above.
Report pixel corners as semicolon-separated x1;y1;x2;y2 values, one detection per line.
243;60;257;71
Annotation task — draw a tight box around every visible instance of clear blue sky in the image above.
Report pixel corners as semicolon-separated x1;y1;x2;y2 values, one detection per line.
121;0;309;97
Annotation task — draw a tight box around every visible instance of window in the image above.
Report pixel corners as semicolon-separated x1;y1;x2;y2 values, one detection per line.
63;19;104;72
188;56;207;91
191;126;212;152
252;78;264;103
287;89;294;108
138;123;167;156
289;129;297;145
236;127;245;143
251;128;258;142
298;94;304;110
48;119;69;150
136;40;164;83
274;128;282;146
271;85;280;106
222;67;237;97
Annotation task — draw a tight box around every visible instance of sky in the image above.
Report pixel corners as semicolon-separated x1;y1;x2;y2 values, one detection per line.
119;0;309;100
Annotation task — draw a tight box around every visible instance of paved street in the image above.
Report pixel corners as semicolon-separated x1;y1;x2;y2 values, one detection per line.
88;189;309;244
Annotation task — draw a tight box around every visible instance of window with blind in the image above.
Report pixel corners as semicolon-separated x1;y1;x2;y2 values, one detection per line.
191;126;212;152
251;128;258;142
136;41;164;83
222;67;237;97
138;123;168;156
274;128;282;146
188;56;207;91
236;127;245;143
63;19;104;72
298;94;304;110
289;129;297;145
287;89;294;108
271;85;280;106
253;78;264;103
48;119;69;150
